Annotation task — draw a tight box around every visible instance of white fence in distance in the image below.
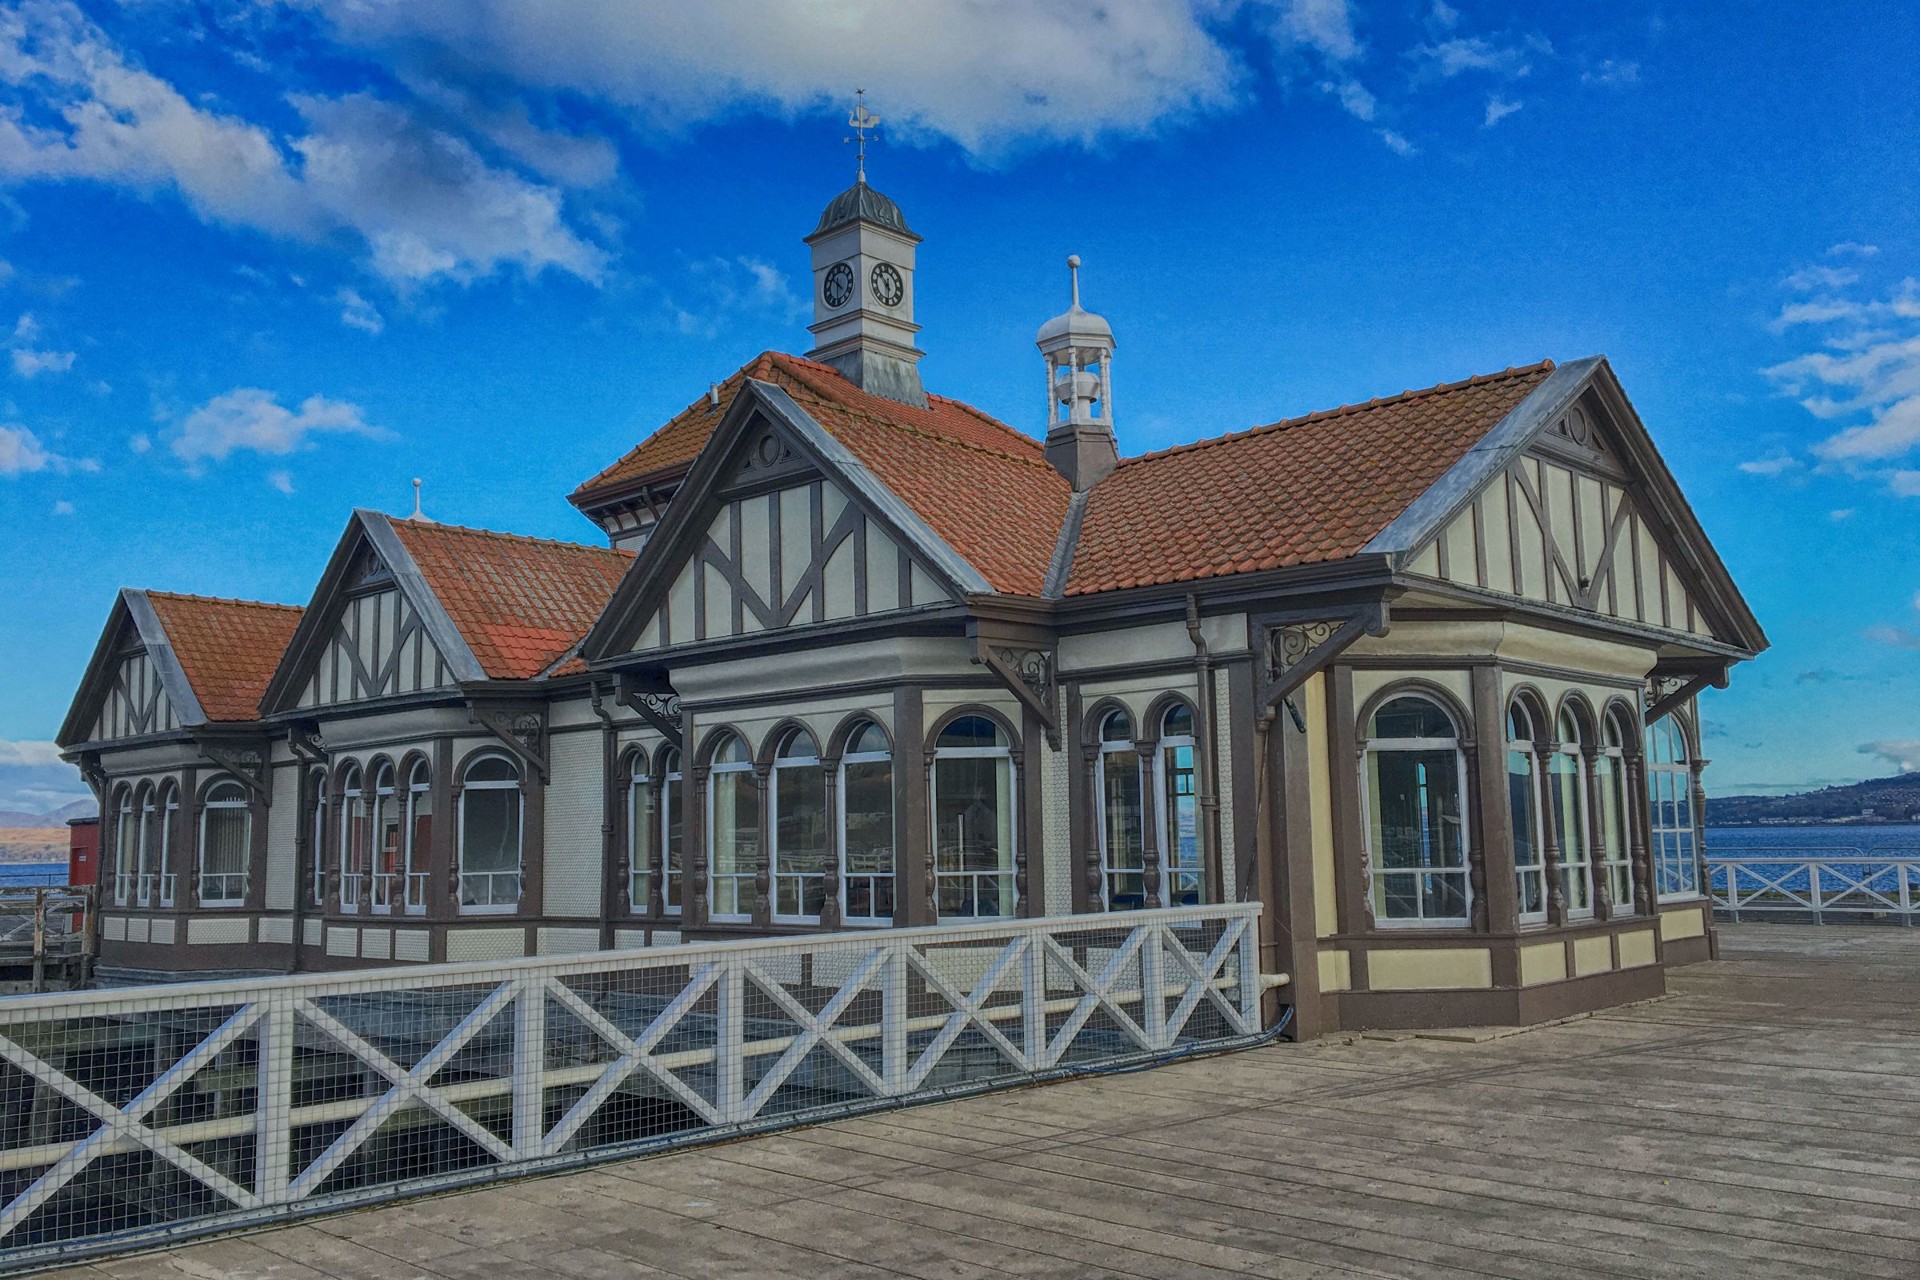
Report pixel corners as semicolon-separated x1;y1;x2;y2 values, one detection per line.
0;903;1265;1271
1707;854;1920;923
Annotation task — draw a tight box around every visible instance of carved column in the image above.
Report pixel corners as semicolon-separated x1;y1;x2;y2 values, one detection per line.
1625;748;1653;916
820;755;842;930
1583;741;1612;921
1079;738;1104;911
690;763;711;928
1138;732;1162;910
752;763;772;929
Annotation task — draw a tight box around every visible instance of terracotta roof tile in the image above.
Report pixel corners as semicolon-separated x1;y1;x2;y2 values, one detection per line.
143;593;303;723
386;518;633;681
1066;362;1555;597
573;352;1070;597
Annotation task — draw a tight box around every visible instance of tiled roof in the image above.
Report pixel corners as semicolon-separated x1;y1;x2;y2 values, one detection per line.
143;593;303;723
386;518;633;680
1065;362;1556;597
574;352;1070;597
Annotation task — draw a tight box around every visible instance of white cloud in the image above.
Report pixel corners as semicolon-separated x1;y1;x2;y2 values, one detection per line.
170;388;383;463
1859;739;1920;773
1414;35;1542;80
1322;78;1376;121
11;346;72;376
1890;469;1920;497
1830;507;1855;520
1483;95;1522;127
1830;242;1880;258
128;431;150;454
336;286;383;334
1428;2;1460;30
1764;271;1920;469
1866;623;1920;650
0;422;87;474
1783;265;1859;292
1737;454;1801;476
1272;0;1361;62
266;468;295;494
0;739;62;766
1377;128;1416;156
51;497;71;514
1580;59;1639;88
0;2;607;288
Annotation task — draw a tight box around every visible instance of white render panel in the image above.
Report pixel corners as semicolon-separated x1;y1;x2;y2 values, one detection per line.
1040;742;1072;917
103;915;127;942
666;559;697;647
538;926;601;955
702;563;730;637
740;492;772;605
543;730;603;919
149;918;176;945
908;562;942;608
394;929;430;962
866;521;900;613
822;534;856;619
445;927;526;962
326;927;357;957
257;917;294;945
360;929;391;961
302;918;322;946
779;484;813;605
127;917;150;943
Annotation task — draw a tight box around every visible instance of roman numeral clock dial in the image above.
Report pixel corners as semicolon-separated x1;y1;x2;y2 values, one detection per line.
822;261;855;309
870;262;904;308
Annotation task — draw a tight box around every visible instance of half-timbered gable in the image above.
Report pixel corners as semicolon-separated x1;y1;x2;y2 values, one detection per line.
93;630;182;741
293;543;458;709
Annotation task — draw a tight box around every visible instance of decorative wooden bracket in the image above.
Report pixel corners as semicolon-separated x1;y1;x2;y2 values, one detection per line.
1644;660;1728;725
194;736;272;803
284;721;326;764
1257;604;1389;725
971;632;1059;749
615;673;684;748
75;752;107;799
468;703;550;782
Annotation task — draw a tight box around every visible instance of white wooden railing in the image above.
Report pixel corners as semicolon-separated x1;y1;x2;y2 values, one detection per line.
1708;853;1920;923
0;903;1264;1271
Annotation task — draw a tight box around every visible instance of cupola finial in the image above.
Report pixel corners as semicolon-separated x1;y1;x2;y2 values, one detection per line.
1035;254;1119;491
845;89;880;186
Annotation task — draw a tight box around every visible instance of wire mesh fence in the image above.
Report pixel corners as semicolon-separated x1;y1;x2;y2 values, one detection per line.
0;902;1262;1271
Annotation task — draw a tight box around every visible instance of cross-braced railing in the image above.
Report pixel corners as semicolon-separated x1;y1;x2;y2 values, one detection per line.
1708;853;1920;923
0;903;1263;1271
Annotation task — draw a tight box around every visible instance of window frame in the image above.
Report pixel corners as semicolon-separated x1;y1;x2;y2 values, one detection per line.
370;761;401;914
1507;701;1549;926
1550;705;1596;922
457;753;524;914
930;713;1018;922
1094;708;1148;911
1596;708;1634;916
1361;692;1473;929
837;721;895;927
768;728;828;925
623;747;653;914
306;769;328;909
659;748;684;917
1155;702;1204;907
196;778;251;907
705;733;759;924
1646;715;1702;902
338;763;367;913
404;759;432;915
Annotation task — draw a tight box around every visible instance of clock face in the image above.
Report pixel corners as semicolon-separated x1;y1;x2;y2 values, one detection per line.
822;261;855;309
870;262;904;308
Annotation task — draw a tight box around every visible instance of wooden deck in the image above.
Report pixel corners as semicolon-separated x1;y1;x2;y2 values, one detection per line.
46;924;1920;1279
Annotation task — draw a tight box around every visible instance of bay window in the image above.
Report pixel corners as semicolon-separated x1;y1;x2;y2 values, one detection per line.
1363;695;1470;926
839;722;894;925
932;715;1015;919
458;755;522;911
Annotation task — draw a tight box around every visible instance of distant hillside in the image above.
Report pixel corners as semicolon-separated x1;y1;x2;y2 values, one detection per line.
0;800;96;829
1709;772;1920;826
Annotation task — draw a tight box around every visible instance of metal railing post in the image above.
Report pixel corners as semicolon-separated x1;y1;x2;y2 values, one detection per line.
883;939;908;1094
717;956;745;1123
1140;923;1167;1050
1809;863;1822;925
1021;930;1044;1071
256;997;295;1205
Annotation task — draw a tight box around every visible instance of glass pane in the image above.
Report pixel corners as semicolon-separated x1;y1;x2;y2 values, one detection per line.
843;759;893;874
1100;710;1132;743
1163;742;1201;904
462;787;521;874
937;715;1004;751
662;770;683;911
1373;697;1453;741
1101;748;1145;908
710;768;760;917
775;761;826;917
202;808;248;877
465;756;517;785
1367;747;1465;922
629;778;652;906
1550;752;1591;913
1162;704;1193;739
849;722;889;755
934;753;1012;917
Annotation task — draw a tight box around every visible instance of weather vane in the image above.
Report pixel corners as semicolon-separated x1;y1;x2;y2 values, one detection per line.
845;89;880;184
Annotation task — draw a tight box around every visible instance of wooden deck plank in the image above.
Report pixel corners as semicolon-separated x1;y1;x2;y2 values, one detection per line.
30;924;1920;1279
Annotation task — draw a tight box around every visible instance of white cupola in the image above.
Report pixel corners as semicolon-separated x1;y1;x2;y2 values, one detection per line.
1036;255;1118;491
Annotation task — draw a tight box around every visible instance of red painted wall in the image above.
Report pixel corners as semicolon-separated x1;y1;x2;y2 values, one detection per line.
67;818;99;888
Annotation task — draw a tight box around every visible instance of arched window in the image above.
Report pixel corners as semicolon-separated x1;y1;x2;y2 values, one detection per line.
405;760;432;914
1646;717;1699;899
660;748;684;916
198;779;251;906
932;715;1015;919
771;728;827;922
338;763;367;911
1507;703;1547;924
112;786;135;905
459;755;522;910
839;722;894;925
1096;709;1147;910
1157;704;1203;906
1364;696;1470;925
154;782;178;907
306;769;328;908
371;762;400;912
1551;707;1595;920
1596;710;1633;914
626;750;653;912
132;784;158;906
707;734;759;922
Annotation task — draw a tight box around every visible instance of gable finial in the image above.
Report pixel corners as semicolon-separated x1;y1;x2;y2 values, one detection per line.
409;477;434;524
845;89;880;185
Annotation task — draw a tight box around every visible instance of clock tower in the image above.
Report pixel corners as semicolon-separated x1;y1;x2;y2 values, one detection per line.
805;178;926;408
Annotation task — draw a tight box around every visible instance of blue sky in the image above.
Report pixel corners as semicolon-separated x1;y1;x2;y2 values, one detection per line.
0;0;1915;813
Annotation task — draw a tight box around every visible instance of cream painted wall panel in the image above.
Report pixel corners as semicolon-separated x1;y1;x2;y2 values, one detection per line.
823;535;857;619
1617;929;1657;968
1519;940;1567;986
1659;906;1706;940
1407;542;1440;576
739;493;772;604
103;915;127;942
666;561;696;647
1368;949;1492;990
702;563;730;637
1514;490;1547;602
544;730;603;919
265;766;299;910
921;688;1020;731
909;562;943;608
150;918;176;945
1351;668;1473;719
1317;949;1351;992
866;522;900;613
637;611;661;652
1544;462;1578;594
1572;934;1613;977
445;928;526;962
1635;521;1663;627
394;929;430;962
1304;674;1336;938
779;486;812;606
127;917;150;943
1577;475;1608;583
302;918;322;946
361;929;391;961
326;927;357;957
539;926;602;955
257;917;293;945
1481;482;1514;595
1442;509;1478;586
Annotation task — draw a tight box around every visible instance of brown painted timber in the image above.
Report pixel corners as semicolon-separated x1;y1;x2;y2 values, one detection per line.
45;924;1920;1279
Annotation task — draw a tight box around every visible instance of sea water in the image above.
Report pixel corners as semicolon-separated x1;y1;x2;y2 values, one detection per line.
0;863;67;889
